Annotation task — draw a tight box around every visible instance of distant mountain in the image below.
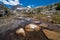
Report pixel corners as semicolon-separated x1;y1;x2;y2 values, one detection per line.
0;1;3;4
4;4;13;9
0;1;12;9
0;2;28;13
54;2;60;10
0;4;10;16
0;1;19;9
12;4;22;10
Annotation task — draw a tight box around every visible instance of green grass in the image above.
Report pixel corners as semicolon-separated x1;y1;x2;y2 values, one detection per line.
23;13;60;24
52;14;60;24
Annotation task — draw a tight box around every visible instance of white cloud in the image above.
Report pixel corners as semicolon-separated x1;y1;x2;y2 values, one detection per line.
0;0;20;5
3;0;10;4
27;5;31;8
9;0;19;5
0;0;2;1
27;5;34;8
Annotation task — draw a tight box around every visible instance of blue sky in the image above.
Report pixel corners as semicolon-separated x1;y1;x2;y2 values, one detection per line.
20;0;60;7
0;0;60;8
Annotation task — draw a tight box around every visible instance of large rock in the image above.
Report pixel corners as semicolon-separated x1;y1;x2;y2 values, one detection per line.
25;24;41;32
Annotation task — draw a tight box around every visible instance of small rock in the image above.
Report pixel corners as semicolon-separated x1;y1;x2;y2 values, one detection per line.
16;28;26;36
39;23;48;28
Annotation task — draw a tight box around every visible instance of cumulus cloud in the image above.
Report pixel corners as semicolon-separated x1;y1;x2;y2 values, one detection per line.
27;5;31;8
0;0;2;1
27;5;34;8
3;0;10;4
0;0;20;5
9;0;19;5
